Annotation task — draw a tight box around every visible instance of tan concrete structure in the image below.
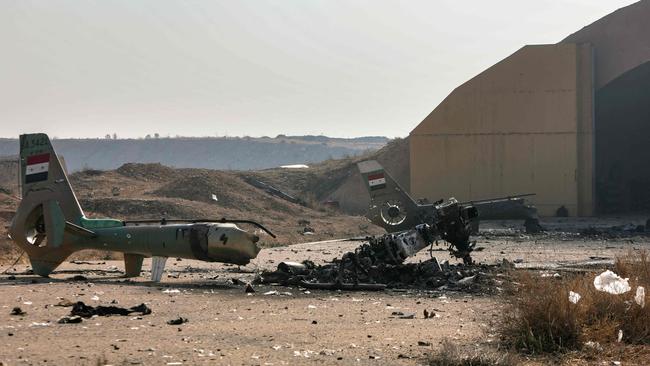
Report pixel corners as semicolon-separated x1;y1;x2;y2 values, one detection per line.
410;0;650;216
411;44;594;216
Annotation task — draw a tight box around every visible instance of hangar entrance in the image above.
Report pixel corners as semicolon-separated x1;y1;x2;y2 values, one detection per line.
595;61;650;214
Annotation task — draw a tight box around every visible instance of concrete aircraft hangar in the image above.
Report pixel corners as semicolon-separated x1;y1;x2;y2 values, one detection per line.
409;0;650;216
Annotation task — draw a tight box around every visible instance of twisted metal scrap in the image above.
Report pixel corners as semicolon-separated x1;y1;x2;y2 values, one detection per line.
258;228;496;292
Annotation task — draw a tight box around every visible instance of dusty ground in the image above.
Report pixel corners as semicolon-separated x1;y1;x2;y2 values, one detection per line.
0;217;648;365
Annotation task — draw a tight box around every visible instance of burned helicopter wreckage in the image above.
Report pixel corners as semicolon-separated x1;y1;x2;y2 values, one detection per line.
356;160;480;264
258;220;498;292
259;162;485;291
260;160;532;291
358;160;542;235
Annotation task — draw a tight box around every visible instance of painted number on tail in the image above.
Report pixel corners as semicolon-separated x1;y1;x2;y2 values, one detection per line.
26;153;50;183
368;171;386;190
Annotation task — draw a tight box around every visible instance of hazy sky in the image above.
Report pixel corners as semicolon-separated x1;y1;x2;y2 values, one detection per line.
0;0;638;139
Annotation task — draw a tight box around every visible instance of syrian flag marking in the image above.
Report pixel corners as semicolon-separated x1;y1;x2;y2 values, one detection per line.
25;153;50;183
368;171;386;190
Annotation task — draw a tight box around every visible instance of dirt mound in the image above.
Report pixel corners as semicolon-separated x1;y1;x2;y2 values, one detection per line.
80;198;202;219
116;163;177;181
245;137;409;214
153;170;305;216
154;173;229;203
0;158;18;194
0;192;19;261
73;166;384;246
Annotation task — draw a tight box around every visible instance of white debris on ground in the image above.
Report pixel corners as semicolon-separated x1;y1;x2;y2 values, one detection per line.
280;164;309;169
568;291;581;304
593;270;631;295
635;286;646;308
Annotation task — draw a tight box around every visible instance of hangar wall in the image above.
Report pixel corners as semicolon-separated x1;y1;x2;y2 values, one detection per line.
410;43;594;216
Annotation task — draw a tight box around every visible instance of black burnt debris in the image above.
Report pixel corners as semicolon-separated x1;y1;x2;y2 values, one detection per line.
258;230;502;293
167;317;189;325
10;307;26;316
70;301;152;318
580;224;650;239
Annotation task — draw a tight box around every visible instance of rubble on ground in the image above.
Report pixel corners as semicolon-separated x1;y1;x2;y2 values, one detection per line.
70;301;152;318
580;224;649;239
10;307;26;316
479;222;649;242
257;231;503;293
167;317;189;325
58;315;83;324
258;258;500;293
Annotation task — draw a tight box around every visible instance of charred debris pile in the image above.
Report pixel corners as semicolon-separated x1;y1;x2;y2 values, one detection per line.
258;226;505;294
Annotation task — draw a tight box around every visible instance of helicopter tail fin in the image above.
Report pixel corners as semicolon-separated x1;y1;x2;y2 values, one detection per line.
357;160;420;231
18;133;84;220
9;134;84;276
357;160;415;203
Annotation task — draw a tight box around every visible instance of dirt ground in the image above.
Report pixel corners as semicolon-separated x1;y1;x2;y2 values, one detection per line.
0;217;648;365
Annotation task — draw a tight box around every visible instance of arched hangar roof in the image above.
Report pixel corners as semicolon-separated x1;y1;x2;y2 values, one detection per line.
561;0;650;90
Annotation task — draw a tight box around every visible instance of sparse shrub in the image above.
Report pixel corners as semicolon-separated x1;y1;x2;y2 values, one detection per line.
500;251;650;354
500;272;584;353
428;339;515;366
80;167;104;176
615;250;650;289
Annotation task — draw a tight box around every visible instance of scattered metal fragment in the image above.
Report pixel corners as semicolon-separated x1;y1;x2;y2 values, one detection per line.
423;309;438;319
70;301;152;318
242;176;306;206
277;261;310;275
70;260;105;265
58;315;83;324
245;283;255;293
259;228;500;292
580;225;650;239
457;275;476;285
10;307;26;316
167;317;188;325
231;278;246;285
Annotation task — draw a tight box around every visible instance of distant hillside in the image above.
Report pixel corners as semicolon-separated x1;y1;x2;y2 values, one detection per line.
246;137;410;214
0;135;388;172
